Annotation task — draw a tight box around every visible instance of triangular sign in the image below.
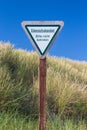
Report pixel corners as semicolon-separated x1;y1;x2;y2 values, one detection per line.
21;21;64;58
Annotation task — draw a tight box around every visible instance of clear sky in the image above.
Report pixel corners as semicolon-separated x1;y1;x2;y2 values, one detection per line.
0;0;87;61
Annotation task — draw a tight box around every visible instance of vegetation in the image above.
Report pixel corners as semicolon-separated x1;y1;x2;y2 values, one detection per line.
0;42;87;129
0;113;87;130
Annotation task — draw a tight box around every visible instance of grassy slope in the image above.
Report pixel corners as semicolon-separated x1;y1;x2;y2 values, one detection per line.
0;42;87;121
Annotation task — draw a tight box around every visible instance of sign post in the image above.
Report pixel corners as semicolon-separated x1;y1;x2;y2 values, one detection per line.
39;57;46;130
21;21;64;130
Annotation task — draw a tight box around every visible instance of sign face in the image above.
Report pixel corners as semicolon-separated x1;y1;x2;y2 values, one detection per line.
21;21;64;58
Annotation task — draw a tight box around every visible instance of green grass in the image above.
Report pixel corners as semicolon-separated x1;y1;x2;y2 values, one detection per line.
0;42;87;129
0;113;87;130
0;112;38;130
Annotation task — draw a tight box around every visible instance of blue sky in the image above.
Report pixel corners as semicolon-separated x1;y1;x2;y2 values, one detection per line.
0;0;87;61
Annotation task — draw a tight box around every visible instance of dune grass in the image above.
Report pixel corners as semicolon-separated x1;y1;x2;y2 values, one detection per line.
0;42;87;129
0;113;87;130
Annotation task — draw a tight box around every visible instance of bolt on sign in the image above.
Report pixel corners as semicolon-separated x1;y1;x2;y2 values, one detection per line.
21;21;64;130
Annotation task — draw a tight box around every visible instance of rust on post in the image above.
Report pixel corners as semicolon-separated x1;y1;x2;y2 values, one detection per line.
39;57;46;130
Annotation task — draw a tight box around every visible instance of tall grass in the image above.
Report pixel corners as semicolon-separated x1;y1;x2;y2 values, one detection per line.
0;42;87;121
0;112;38;130
0;42;39;117
0;113;87;130
47;57;87;120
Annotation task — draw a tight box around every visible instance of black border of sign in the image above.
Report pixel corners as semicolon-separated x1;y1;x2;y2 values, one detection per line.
25;25;61;56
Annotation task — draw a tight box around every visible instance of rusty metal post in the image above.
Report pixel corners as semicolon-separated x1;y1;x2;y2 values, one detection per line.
39;57;46;130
